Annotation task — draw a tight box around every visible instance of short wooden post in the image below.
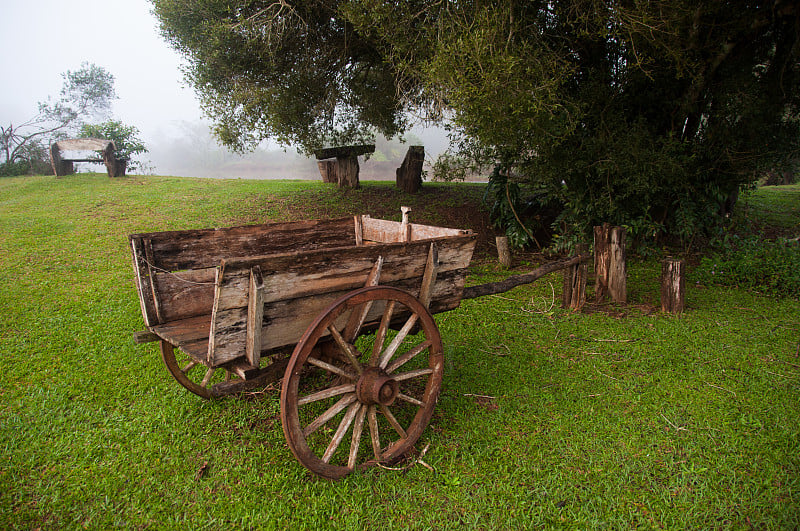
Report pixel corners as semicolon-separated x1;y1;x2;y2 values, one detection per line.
660;258;686;313
496;236;512;267
594;223;627;303
317;160;338;183
562;243;588;309
396;145;424;193
336;155;360;188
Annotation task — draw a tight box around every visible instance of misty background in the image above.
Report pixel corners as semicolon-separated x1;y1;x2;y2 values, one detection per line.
0;0;451;179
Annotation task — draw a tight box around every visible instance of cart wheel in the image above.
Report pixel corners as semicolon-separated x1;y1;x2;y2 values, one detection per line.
281;286;444;479
160;340;237;399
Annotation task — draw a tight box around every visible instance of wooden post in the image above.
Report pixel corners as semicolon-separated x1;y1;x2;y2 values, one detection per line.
396;145;424;193
317;160;337;183
562;243;588;309
594;224;627;303
336;155;360;188
496;236;512;267
660;258;685;313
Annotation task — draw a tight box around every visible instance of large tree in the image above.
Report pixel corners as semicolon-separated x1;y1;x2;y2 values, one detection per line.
151;0;406;154
154;1;800;248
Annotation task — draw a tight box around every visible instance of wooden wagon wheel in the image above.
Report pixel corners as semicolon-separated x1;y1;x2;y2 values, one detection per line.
160;340;237;399
281;286;444;479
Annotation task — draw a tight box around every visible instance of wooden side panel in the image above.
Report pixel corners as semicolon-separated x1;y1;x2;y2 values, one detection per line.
131;217;356;271
362;217;471;243
207;235;476;366
152;268;216;322
129;236;160;327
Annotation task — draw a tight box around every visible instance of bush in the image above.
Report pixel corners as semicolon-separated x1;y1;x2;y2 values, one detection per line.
0;158;51;177
692;237;800;298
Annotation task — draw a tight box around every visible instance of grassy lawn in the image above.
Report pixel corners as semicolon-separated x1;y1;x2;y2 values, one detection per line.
1;174;798;529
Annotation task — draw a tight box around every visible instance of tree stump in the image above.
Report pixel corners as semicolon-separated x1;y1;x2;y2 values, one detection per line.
317;160;338;183
336;156;360;188
660;258;685;313
594;224;627;303
562;243;588;309
496;236;512;267
396;145;424;193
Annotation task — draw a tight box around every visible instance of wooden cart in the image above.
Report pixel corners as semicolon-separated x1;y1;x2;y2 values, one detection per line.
130;209;478;479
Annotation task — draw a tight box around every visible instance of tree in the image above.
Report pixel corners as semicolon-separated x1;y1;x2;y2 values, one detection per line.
347;0;800;248
1;62;116;173
154;1;800;248
79;121;148;173
151;0;406;154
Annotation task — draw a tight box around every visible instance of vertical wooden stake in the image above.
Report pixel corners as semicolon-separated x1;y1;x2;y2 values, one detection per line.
246;266;264;367
399;206;412;242
496;236;512;267
661;258;686;313
594;224;627;303
562;244;588;310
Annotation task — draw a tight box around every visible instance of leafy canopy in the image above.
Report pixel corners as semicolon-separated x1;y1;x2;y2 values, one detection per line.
153;1;800;247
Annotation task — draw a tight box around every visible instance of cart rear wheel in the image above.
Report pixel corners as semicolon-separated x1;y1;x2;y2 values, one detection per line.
281;286;444;479
160;340;237;399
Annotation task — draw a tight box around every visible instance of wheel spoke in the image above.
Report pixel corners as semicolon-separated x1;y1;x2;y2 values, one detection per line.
367;405;381;460
378;314;419;369
386;340;432;374
307;356;357;380
392;367;434;381
298;383;355;406
370;300;396;364
181;360;199;374
328;325;363;375
348;404;368;469
397;393;425;407
323;401;361;463
200;367;215;387
380;404;408;439
303;393;358;437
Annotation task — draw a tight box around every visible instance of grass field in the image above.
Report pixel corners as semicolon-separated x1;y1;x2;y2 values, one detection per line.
1;174;798;529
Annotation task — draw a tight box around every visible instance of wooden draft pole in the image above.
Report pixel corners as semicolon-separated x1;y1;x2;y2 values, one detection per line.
594;223;627;303
660;258;686;313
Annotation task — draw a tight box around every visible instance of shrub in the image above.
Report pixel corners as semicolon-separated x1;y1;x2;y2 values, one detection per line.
692;237;800;298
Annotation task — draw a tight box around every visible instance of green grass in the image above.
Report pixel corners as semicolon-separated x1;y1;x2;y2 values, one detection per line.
1;174;798;528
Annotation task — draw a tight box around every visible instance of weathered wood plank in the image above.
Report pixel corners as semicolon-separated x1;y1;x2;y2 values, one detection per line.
314;145;375;160
246;266;264;366
130;217;356;271
208;269;468;366
152;267;215;322
213;236;476;310
362;217;470;243
129;236;159;327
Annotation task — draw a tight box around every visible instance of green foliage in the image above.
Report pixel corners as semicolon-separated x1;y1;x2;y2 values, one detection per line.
151;0;406;154
693;238;800;298
79;121;148;172
2;62;116;167
347;1;800;247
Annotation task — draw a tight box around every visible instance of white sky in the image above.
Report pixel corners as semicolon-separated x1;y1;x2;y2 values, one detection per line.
0;0;203;143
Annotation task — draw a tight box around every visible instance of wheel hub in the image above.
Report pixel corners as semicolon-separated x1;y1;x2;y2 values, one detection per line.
356;366;399;406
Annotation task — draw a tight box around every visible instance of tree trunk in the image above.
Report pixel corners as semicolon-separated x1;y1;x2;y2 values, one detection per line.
562;243;588;309
594;224;627;303
660;258;685;313
336;156;360;188
396;145;424;193
496;236;512;267
317;160;337;183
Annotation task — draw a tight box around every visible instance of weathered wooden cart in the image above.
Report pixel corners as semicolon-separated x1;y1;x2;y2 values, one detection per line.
130;209;586;479
131;209;479;479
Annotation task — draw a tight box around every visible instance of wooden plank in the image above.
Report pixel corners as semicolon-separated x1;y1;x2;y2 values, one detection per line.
418;243;439;308
213;236;476;310
362;217;471;243
55;138;112;151
246;266;264;366
129;236;159;327
354;215;364;246
207;269;469;365
130;217;356;271
152;267;215;322
314;144;375;160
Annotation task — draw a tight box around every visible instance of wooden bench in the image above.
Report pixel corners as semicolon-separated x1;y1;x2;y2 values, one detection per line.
50;138;128;177
314;144;375;188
